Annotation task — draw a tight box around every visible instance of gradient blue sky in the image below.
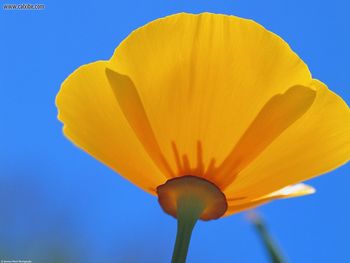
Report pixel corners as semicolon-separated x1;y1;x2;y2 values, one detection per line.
1;0;349;262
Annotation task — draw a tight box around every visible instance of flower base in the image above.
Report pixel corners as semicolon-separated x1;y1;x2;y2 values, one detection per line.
157;176;227;263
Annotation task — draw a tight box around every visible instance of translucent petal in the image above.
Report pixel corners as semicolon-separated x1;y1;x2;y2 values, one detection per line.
225;183;315;216
108;13;311;183
216;85;316;189
225;80;350;200
56;61;166;194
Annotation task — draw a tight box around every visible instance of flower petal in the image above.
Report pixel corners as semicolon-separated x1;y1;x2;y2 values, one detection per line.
225;80;350;200
56;61;166;194
108;13;312;181
215;85;316;189
225;183;315;216
105;68;174;178
263;183;315;199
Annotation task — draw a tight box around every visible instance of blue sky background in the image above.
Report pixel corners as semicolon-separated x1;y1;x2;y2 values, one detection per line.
1;0;349;262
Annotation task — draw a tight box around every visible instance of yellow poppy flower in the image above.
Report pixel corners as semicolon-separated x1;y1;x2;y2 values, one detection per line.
56;13;350;263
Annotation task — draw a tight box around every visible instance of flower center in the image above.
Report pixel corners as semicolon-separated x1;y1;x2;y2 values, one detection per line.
156;175;228;221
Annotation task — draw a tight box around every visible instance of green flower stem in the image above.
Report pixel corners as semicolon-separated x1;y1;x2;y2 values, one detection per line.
251;214;287;263
171;196;205;263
